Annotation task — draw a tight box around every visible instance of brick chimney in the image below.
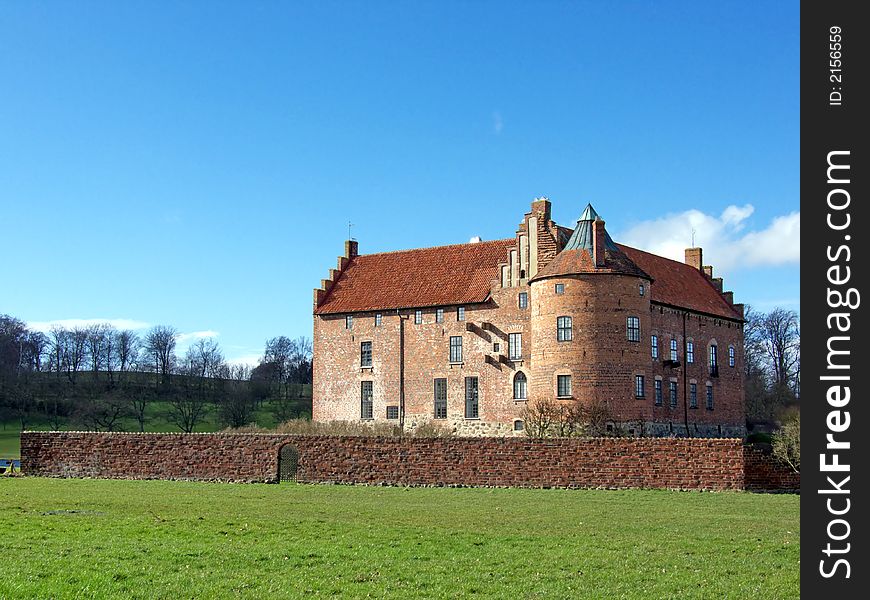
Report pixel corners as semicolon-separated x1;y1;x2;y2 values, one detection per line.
345;240;358;259
593;219;606;267
702;265;713;278
685;247;703;271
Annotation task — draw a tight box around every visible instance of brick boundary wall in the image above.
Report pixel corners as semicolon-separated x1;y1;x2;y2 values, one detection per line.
20;431;764;491
742;445;800;493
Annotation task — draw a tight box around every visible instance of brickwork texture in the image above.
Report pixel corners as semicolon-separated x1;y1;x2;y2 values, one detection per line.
21;432;798;492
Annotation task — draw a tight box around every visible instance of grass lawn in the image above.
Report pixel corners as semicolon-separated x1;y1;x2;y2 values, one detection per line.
1;479;798;599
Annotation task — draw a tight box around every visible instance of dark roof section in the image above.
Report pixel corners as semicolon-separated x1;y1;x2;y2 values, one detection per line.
314;238;514;315
618;244;743;320
562;204;620;252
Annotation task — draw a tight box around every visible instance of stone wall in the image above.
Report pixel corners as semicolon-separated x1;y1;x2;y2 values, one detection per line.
20;431;771;491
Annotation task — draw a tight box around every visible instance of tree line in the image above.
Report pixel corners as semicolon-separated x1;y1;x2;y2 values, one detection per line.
0;314;312;433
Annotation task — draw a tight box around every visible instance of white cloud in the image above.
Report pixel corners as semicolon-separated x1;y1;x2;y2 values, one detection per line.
28;318;150;333
492;111;503;134
225;353;263;368
174;330;220;344
616;205;800;272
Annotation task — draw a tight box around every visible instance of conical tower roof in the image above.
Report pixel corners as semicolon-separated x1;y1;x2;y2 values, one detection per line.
530;203;650;281
562;203;620;252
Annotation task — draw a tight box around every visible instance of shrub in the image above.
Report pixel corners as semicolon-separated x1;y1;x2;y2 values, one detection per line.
772;412;800;472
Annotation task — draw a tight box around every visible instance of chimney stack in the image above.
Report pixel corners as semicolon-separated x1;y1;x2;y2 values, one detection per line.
685;247;703;271
593;219;606;267
345;240;358;259
702;265;713;278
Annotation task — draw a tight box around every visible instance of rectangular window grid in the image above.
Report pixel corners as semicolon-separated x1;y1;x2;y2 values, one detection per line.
465;377;479;419
346;315;353;329
434;378;447;419
360;381;373;419
670;339;678;362
414;310;422;324
557;316;573;341
555;283;565;295
690;383;698;408
449;336;463;363
509;333;522;360
627;317;640;342
651;335;658;359
457;307;465;321
436;308;444;323
654;380;662;406
687;341;694;363
669;381;677;407
706;385;714;409
635;375;645;398
518;292;528;309
729;346;735;367
557;375;572;397
386;406;399;420
360;341;372;367
375;313;382;327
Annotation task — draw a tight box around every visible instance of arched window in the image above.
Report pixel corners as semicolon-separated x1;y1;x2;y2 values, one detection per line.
513;371;528;400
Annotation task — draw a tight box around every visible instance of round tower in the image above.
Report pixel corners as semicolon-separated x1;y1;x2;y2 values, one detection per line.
529;205;652;423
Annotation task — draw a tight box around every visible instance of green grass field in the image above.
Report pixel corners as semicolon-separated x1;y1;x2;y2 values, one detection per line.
0;479;799;599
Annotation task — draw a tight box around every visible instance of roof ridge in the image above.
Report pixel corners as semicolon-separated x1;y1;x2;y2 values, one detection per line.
355;237;515;259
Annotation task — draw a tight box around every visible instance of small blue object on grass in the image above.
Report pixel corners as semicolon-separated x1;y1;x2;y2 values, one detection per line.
1;459;20;474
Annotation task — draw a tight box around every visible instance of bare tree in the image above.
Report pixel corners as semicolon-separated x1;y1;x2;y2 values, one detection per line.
168;358;209;433
65;327;89;383
761;308;800;401
144;325;178;388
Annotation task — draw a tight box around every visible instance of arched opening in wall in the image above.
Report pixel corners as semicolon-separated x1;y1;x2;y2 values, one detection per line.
513;371;527;400
278;444;299;483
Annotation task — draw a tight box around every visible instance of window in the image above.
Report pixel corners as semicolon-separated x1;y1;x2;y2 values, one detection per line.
345;315;353;330
557;375;572;397
555;283;565;295
627;317;640;342
513;372;527;400
706;384;714;409
493;342;500;353
360;341;372;367
449;336;463;363
635;375;645;398
639;283;645;297
690;383;698;408
651;335;658;359
687;341;694;364
375;313;382;327
654;380;662;406
509;333;522;360
436;308;444;323
434;378;447;419
457;307;465;321
669;381;678;407
670;339;678;362
557;316;573;341
513;420;524;431
386;406;399;420
518;292;528;309
360;381;373;419
729;346;735;367
414;310;422;324
465;377;479;419
709;344;718;375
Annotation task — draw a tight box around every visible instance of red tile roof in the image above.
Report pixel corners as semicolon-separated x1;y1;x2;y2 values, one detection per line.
314;239;514;314
531;247;650;280
618;244;742;320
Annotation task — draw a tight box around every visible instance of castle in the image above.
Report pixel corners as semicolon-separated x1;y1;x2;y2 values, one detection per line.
312;198;745;437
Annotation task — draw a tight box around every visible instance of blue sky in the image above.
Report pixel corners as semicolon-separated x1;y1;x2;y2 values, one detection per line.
1;1;799;365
